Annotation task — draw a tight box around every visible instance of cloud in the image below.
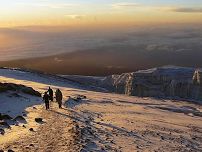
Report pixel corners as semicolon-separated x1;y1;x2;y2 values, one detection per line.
106;65;125;69
54;57;63;62
146;44;171;52
42;4;76;9
112;2;139;9
173;7;202;13
65;14;86;20
111;4;202;13
17;2;77;9
167;7;202;13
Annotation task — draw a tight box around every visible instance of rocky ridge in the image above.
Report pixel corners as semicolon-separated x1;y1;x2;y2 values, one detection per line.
64;66;202;102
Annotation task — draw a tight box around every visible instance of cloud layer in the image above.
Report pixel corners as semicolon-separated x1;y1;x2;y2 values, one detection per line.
171;7;202;13
0;25;202;75
65;14;86;20
112;2;139;9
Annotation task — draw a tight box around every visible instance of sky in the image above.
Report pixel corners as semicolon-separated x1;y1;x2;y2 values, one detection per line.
0;1;202;74
0;0;202;27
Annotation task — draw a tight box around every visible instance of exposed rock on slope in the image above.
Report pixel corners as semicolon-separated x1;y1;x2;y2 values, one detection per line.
193;69;202;85
192;69;202;100
0;82;41;97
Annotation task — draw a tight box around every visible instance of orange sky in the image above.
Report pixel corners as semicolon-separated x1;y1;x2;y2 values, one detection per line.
0;1;202;28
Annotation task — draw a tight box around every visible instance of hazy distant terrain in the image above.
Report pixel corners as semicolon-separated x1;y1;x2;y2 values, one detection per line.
0;25;202;75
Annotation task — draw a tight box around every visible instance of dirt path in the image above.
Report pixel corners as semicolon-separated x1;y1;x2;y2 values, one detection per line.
3;103;82;152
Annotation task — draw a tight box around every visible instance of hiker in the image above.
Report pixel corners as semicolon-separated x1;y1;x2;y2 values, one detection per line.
55;89;63;108
48;87;53;101
43;92;50;110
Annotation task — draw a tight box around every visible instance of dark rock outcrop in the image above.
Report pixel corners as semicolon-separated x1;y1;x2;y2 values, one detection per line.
14;116;26;122
29;128;34;132
0;128;5;135
0;113;12;120
0;121;11;129
35;118;43;123
0;83;41;97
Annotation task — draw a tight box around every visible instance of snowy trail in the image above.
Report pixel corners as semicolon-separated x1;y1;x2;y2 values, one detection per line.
3;103;82;152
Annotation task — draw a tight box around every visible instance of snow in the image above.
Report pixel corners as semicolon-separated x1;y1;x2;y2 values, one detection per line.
0;68;81;89
60;74;107;92
0;68;202;151
135;66;195;77
61;66;196;92
0;91;41;118
60;75;105;82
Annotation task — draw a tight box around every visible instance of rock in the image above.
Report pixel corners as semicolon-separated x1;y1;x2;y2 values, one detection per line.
72;98;79;102
80;148;88;152
0;150;4;152
7;150;15;152
22;125;26;128
35;118;43;123
82;95;87;99
76;97;82;100
192;69;202;100
0;114;12;120
0;82;41;97
21;87;41;97
193;70;202;85
75;124;79;128
22;112;27;117
0;128;5;135
14;116;26;122
0;121;10;129
29;144;34;147
10;93;21;97
77;95;87;99
0;84;9;93
29;128;34;132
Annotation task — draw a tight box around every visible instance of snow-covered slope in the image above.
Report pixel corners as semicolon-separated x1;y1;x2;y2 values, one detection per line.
0;68;107;92
0;67;202;152
0;68;82;88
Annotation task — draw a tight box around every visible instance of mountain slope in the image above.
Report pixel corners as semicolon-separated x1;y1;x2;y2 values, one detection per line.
0;68;202;152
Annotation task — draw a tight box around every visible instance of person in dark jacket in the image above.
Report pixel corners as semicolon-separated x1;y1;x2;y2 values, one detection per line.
48;87;53;101
55;89;63;108
43;92;50;110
